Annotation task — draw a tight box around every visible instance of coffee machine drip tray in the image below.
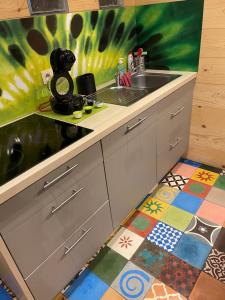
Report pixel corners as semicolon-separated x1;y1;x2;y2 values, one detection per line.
0;114;93;186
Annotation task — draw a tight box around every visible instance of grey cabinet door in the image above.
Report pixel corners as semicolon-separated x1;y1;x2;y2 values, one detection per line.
102;110;157;228
157;82;194;181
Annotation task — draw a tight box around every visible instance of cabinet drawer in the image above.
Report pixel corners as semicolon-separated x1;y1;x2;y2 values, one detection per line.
26;202;113;300
0;142;102;232
157;130;188;181
55;162;108;238
2;160;108;279
102;106;157;159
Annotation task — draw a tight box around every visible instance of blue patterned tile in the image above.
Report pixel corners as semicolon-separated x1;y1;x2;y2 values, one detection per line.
0;286;12;300
111;261;154;300
173;234;212;270
180;158;201;167
131;240;169;278
64;269;108;300
147;222;183;252
172;192;203;214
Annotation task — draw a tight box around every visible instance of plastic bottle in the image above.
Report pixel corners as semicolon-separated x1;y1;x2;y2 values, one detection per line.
117;58;126;76
128;52;135;73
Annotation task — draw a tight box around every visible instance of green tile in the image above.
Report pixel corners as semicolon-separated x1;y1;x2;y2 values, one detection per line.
89;246;127;285
161;206;193;231
214;176;225;191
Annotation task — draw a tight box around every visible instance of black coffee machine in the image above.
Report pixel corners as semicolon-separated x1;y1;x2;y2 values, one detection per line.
50;48;84;115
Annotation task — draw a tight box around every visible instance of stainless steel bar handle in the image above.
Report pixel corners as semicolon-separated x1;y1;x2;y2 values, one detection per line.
43;164;79;190
50;187;84;215
170;106;184;119
64;227;93;255
126;117;147;133
169;137;183;151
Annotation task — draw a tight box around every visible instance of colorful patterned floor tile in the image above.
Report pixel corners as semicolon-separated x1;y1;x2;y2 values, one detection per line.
101;287;125;300
185;216;221;246
180;158;201;167
189;272;225;300
220;169;225;176
0;286;12;300
64;269;108;300
107;228;144;260
131;240;169;278
144;279;186;300
89;246;127;285
200;164;222;174
147;222;183;253
203;248;225;283
205;187;225;208
160;206;193;231
58;159;225;300
214;175;225;191
111;261;154;300
172;162;197;178
172;234;212;269
197;200;225;226
138;197;169;220
162;172;189;190
124;211;158;238
182;179;211;199
214;227;225;253
191;168;219;186
157;255;201;298
151;184;180;204
172;191;203;214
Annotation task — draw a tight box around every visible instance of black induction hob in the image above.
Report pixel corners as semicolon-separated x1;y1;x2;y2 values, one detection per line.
0;114;93;186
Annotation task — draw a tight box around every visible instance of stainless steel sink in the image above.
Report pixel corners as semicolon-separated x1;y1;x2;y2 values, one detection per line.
94;72;180;107
131;72;180;90
94;85;149;106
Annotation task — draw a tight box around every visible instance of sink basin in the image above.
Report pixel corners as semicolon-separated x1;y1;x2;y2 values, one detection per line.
94;85;149;106
94;72;180;107
131;72;180;90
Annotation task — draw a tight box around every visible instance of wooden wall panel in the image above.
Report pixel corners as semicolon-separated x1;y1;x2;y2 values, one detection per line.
124;0;183;5
0;0;183;20
0;0;29;20
68;0;99;12
186;0;225;168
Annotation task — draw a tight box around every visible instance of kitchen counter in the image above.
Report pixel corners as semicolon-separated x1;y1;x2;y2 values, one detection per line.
0;70;196;205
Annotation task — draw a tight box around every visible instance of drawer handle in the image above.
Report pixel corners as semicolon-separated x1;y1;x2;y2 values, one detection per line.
126;117;147;133
64;227;93;255
43;164;79;190
50;187;84;215
170;106;184;119
169;137;183;151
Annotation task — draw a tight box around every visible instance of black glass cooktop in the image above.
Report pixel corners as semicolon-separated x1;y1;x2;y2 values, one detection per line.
0;114;93;186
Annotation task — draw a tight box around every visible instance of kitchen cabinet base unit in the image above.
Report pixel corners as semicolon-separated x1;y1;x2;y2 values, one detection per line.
26;201;113;300
0;142;108;279
102;80;195;228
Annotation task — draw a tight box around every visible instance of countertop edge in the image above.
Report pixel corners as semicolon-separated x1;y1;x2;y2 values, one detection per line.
0;70;197;205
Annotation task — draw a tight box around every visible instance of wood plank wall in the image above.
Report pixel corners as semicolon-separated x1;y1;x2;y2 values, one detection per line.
0;0;182;20
186;0;225;168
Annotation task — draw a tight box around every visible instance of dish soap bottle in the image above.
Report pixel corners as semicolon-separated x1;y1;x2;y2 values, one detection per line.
116;58;126;86
128;51;135;73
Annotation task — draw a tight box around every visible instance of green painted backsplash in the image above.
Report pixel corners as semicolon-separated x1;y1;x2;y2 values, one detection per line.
0;0;204;126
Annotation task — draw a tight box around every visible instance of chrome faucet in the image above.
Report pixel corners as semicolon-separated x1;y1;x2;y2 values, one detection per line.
134;49;147;74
